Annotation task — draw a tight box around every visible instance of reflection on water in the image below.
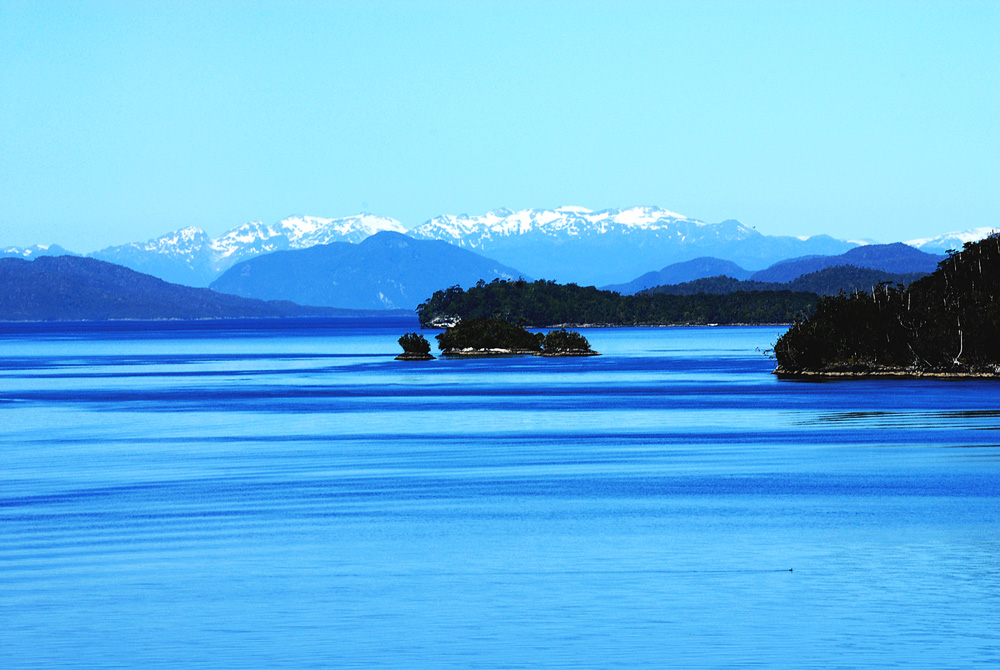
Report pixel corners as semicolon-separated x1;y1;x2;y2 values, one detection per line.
2;320;999;668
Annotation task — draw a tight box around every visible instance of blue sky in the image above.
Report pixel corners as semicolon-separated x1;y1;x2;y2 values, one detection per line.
1;0;997;251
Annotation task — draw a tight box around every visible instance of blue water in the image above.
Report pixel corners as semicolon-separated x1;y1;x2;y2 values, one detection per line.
2;318;998;668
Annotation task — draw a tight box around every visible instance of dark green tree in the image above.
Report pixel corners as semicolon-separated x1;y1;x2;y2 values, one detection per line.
436;319;543;353
398;332;431;354
417;279;816;327
542;329;592;353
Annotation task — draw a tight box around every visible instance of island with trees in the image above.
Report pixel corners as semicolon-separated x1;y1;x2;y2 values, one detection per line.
773;233;1000;377
418;318;598;357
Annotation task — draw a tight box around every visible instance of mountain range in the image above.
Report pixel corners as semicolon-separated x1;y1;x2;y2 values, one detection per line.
3;208;994;313
2;206;872;287
406;206;856;285
749;243;944;283
87;214;407;287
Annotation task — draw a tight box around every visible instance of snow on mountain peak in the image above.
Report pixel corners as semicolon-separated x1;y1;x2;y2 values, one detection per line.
3;244;49;258
210;221;280;258
409;205;704;245
272;214;406;247
89;213;409;279
141;227;211;253
611;206;690;228
906;227;998;252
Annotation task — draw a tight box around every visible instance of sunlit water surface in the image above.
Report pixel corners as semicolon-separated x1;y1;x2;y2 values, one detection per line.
2;318;998;668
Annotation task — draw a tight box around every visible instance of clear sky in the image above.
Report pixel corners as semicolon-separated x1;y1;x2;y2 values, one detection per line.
1;0;997;252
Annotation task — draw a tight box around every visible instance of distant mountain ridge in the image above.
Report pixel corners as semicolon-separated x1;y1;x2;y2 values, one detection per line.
0;256;344;321
906;227;998;254
2;244;77;259
210;231;526;310
407;205;856;285
608;243;943;295
89;214;406;287
604;257;753;294
750;243;944;283
6;208;993;291
85;205;857;288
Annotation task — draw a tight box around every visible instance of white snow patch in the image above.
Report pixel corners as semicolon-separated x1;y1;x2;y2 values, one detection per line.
906;227;997;249
408;205;715;244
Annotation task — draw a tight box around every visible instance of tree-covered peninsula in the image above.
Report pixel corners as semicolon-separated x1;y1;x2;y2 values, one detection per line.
418;279;816;327
774;233;1000;377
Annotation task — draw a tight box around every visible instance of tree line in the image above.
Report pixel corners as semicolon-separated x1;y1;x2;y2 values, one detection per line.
418;279;817;327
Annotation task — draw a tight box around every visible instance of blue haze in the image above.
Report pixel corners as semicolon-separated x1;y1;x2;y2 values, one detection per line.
1;319;999;667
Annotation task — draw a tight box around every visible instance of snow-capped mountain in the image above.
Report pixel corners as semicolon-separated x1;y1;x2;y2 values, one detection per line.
411;206;724;245
212;214;408;262
906;227;998;254
409;206;856;286
1;244;76;259
90;214;406;287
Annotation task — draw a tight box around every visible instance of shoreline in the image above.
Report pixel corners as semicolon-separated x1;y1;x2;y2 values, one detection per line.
395;352;435;361
440;348;600;357
774;366;1000;380
424;322;793;330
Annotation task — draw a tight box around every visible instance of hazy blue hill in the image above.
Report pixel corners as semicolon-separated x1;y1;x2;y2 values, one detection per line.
90;239;219;287
603;257;752;294
646;265;927;297
0;256;338;321
646;276;777;295
751;243;944;283
210;231;526;310
457;227;854;287
787;265;928;295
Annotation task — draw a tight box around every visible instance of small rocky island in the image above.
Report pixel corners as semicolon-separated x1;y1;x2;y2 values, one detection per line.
774;232;1000;378
406;318;598;357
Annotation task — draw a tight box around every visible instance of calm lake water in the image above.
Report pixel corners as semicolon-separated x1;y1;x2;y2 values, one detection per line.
1;318;998;668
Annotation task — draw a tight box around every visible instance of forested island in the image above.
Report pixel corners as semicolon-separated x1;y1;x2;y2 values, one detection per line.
418;279;817;327
438;319;597;356
774;233;1000;377
396;320;597;358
